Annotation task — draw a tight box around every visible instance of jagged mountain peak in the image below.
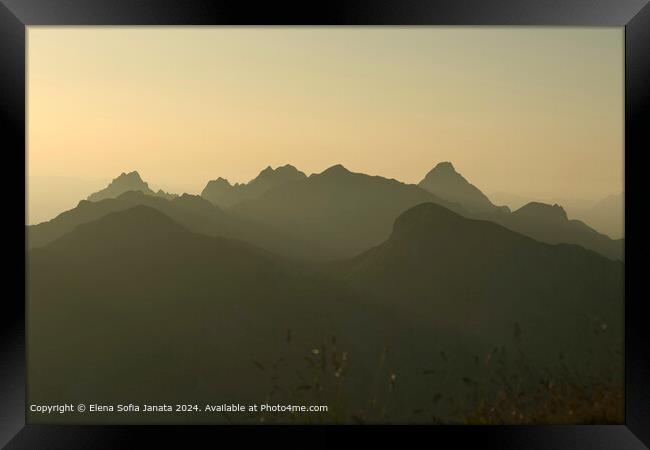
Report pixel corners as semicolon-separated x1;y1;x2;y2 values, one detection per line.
201;165;307;208
85;171;177;203
205;177;232;187
115;170;144;182
253;164;306;183
428;161;457;175
421;161;469;184
418;162;497;213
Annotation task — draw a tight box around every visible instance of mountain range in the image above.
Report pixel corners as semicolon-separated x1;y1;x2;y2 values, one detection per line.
28;202;622;422
416;162;622;260
229;164;466;259
497;202;623;260
336;202;622;344
28;190;322;260
29;164;623;261
26;162;624;422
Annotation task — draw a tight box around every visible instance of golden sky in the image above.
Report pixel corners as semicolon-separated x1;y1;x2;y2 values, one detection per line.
28;27;623;208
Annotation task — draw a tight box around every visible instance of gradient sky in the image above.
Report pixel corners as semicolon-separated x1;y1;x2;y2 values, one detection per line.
28;27;623;213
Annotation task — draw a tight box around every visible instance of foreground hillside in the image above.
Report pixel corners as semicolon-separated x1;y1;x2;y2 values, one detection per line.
28;204;623;423
27;191;323;260
334;202;622;363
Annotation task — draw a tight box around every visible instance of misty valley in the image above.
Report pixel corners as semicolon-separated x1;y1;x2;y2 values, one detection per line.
27;162;624;424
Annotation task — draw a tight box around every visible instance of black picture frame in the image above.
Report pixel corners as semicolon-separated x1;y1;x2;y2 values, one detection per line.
1;1;648;448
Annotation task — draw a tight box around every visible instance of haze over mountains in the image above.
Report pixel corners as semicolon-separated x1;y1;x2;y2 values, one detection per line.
29;163;623;261
202;164;307;208
29;190;323;260
580;193;624;239
338;202;621;339
28;202;622;422
491;191;624;239
418;162;510;215
29;206;402;415
27;162;624;422
27;175;109;225
230;164;466;259
415;163;622;260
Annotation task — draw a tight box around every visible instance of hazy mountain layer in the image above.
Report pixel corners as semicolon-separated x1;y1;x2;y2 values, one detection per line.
580;193;624;239
28;204;622;423
223;163;623;261
27;191;322;260
489;191;624;240
33;164;623;261
201;164;307;208
336;202;622;351
27;206;436;422
498;202;623;260
417;163;622;260
231;164;465;260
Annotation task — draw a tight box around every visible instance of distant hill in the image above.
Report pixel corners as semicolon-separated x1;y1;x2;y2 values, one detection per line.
27;190;321;260
336;202;623;359
201;164;307;207
498;202;623;260
418;162;509;215
42;165;624;261
489;191;624;240
27;206;418;420
416;163;622;260
227;162;622;261
580;193;624;239
231;164;465;259
28;204;623;423
87;171;177;202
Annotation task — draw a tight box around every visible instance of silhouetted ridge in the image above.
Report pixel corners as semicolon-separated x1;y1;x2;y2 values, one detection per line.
83;205;181;229
203;177;233;189
513;202;568;222
28;176;624;424
256;164;303;181
173;192;219;209
418;161;506;215
415;163;620;259
231;165;465;259
201;165;306;207
342;201;622;312
390;202;467;239
46;205;186;251
317;164;352;177
87;171;176;202
428;161;456;175
247;164;306;188
379;202;544;259
117;171;145;184
28;187;319;259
